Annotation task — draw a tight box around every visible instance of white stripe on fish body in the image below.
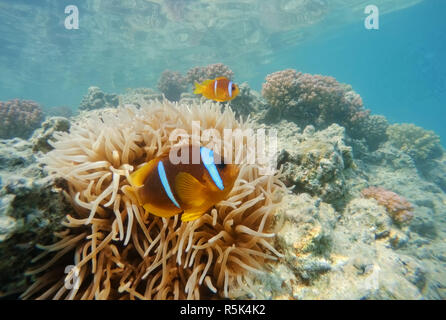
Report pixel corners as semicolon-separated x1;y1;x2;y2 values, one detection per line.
157;161;181;208
214;80;218;96
228;81;233;98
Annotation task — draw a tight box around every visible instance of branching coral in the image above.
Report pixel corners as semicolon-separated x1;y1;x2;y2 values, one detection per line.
361;187;414;225
386;123;443;163
22;100;286;300
261;69;371;140
0;99;44;139
186;63;234;85
157;70;189;102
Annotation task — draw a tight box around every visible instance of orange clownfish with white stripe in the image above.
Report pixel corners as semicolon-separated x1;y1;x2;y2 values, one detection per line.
193;77;240;102
128;145;239;222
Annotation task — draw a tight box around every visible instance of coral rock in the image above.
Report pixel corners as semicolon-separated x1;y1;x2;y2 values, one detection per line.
0;99;44;139
386;123;443;164
361;187;414;225
157;70;188;101
79;86;119;111
186;63;234;85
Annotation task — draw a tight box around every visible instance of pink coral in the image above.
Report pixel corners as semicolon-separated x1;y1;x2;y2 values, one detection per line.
186;63;234;84
361;187;414;224
0;99;44;139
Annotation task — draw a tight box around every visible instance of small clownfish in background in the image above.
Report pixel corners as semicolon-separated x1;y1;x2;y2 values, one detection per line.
193;77;240;102
128;145;239;222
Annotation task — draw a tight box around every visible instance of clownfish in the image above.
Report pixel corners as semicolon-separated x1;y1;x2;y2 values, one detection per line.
128;145;239;222
193;77;240;102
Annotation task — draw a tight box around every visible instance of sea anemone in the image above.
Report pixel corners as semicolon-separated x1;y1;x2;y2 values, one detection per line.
22;99;286;300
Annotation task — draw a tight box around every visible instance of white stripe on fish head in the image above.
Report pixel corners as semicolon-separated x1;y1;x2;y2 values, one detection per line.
200;147;224;190
214;79;218;96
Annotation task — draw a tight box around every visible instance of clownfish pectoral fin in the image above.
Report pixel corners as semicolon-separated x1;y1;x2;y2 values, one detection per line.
174;172;207;207
181;208;208;222
129;158;158;187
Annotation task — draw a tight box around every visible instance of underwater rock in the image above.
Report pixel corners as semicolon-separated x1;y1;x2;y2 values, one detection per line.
240;192;425;300
0;99;44;140
277;122;353;206
31;117;71;153
79;86;120;111
157;70;189;101
0;138;70;297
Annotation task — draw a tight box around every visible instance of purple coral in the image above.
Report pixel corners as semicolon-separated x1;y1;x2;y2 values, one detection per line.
186;63;234;85
361;187;414;224
0;99;44;139
261;69;370;139
157;70;188;102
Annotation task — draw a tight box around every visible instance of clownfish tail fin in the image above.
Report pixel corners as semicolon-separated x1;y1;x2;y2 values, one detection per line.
193;82;203;94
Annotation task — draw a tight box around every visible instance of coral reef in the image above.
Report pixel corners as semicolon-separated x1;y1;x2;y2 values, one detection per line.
274;121;353;206
0;99;44;139
232;194;425;299
361;187;414;225
0;138;70;297
157;70;189;101
79;87;120;111
386;123;443;164
23;100;286;300
186;63;234;85
261;70;374;142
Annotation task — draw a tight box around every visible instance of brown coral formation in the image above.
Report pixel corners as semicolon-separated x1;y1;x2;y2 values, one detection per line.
22;100;286;300
361;187;414;225
157;70;188;101
261;70;374;143
186;63;234;85
0;99;44;139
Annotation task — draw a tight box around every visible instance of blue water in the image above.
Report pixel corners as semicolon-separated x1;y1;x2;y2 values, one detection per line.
0;0;445;141
249;0;446;142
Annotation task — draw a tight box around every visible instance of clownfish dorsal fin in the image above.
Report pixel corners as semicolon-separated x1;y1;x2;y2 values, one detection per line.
201;79;214;85
215;76;228;81
174;172;207;207
129;158;158;187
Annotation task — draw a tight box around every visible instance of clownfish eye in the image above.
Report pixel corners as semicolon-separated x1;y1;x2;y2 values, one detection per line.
232;85;236;90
